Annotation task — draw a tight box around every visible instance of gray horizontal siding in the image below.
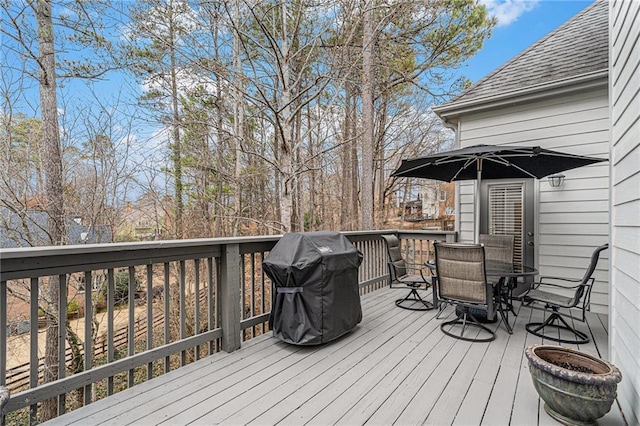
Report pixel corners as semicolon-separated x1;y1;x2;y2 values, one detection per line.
610;0;640;424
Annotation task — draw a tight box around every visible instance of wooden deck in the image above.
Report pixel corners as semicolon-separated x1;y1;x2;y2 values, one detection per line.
45;287;626;425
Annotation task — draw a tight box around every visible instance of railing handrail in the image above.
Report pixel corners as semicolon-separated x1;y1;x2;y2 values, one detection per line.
0;230;455;280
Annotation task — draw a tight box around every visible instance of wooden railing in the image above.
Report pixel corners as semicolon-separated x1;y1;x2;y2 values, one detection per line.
0;230;455;424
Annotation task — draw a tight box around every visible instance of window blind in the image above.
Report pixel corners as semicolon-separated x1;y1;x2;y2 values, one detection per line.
488;184;524;267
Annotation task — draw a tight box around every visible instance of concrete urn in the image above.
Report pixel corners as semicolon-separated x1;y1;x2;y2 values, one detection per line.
525;344;622;425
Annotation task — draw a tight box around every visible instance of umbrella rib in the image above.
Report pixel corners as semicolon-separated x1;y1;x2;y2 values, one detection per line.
484;155;539;178
450;157;477;181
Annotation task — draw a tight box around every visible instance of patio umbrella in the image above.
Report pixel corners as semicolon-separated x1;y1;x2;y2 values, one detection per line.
391;144;606;242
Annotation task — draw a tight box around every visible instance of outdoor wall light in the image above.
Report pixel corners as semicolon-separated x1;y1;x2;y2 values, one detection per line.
547;173;565;188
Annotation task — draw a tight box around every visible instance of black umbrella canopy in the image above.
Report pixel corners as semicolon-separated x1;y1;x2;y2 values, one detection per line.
391;144;606;181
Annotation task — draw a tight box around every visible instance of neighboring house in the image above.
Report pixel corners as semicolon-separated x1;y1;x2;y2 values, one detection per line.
433;0;610;310
609;1;639;425
401;182;455;229
118;192;171;241
402;199;423;220
0;208;112;248
433;0;638;423
420;181;455;220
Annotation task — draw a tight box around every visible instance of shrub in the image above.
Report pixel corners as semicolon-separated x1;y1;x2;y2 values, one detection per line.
101;269;141;305
67;299;79;315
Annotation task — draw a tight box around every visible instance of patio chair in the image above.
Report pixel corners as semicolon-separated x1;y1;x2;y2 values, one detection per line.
434;242;496;342
480;233;517;316
522;244;608;344
381;234;432;311
479;234;514;264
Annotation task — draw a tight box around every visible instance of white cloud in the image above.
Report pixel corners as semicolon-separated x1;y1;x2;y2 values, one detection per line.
480;0;540;27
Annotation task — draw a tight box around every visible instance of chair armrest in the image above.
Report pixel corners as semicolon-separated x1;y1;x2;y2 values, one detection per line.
404;262;432;277
532;276;591;291
424;261;436;272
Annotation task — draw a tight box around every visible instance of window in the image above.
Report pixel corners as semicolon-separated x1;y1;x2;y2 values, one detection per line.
438;190;446;202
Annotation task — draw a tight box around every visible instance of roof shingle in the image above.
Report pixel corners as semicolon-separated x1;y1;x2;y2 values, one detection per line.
438;0;608;110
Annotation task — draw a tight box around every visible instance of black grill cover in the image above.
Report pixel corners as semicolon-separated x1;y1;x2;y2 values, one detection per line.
263;231;363;345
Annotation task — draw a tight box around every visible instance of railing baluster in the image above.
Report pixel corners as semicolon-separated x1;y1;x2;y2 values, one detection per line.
260;252;266;333
207;257;215;355
194;259;200;360
58;274;67;416
107;268;114;396
240;254;246;341
84;271;92;406
146;264;153;379
29;277;38;423
250;253;256;338
127;267;135;388
163;262;170;373
179;260;186;367
1;280;6;388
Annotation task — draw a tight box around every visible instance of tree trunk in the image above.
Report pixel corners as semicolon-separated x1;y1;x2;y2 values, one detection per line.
340;81;352;230
278;1;293;233
308;106;317;230
36;0;65;420
350;92;359;230
374;96;388;228
169;14;183;239
361;0;375;230
294;112;304;232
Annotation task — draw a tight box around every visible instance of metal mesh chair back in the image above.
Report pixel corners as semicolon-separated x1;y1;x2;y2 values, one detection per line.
571;243;608;306
435;243;488;304
434;242;496;342
479;234;514;264
381;234;407;277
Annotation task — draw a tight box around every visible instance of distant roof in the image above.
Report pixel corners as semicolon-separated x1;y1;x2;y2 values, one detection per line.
434;0;608;118
0;209;112;247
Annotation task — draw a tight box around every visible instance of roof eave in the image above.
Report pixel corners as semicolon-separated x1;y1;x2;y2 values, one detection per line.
433;70;608;122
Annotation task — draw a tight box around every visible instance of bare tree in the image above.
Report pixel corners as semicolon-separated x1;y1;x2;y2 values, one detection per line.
32;1;66;418
361;0;375;230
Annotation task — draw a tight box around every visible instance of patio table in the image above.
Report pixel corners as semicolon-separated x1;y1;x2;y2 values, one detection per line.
486;261;538;334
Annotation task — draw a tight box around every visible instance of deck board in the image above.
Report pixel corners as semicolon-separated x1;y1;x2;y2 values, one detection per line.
45;287;627;425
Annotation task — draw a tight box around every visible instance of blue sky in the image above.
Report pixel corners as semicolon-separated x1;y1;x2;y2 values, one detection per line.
462;0;593;83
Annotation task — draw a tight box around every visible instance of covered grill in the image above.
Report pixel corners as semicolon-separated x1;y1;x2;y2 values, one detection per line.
263;231;363;345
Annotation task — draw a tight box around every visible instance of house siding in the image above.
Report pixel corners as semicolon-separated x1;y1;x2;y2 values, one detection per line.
610;0;640;424
456;88;611;313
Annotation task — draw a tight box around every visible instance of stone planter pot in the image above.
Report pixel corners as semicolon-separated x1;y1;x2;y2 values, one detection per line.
525;344;622;425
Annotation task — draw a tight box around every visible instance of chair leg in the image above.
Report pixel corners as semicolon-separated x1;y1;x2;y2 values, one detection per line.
525;310;589;344
395;288;433;311
435;301;448;319
440;308;496;342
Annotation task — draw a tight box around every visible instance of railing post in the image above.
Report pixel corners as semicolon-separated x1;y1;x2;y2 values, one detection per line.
220;243;242;352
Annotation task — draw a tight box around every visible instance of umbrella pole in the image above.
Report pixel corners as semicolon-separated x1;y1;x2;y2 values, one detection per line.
475;159;482;244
